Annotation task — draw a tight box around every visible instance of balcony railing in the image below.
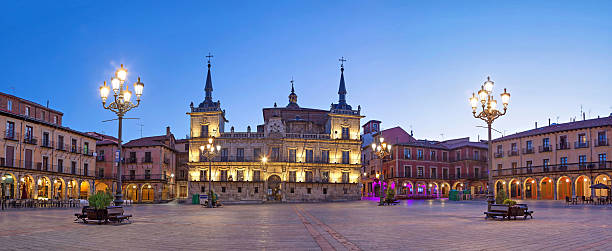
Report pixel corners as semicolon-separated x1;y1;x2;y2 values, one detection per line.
141;157;153;163
202;156;336;164
493;161;612;177
538;145;552;153
595;139;609;147
522;148;534;154
507;150;519;157
0;158;93;176
121;174;167;181
556;142;570;150
494;152;504;158
574;141;589;149
4;131;19;141
23;136;38;145
41;140;53;148
387;172;488;180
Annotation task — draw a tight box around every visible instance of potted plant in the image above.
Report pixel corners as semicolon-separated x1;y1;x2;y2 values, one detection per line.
87;191;113;221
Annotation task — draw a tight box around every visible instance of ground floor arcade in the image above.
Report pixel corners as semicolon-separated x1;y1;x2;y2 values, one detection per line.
495;172;611;200
361;178;488;198
0;169;94;200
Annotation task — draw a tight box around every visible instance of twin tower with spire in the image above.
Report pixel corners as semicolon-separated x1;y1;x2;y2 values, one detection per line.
192;56;360;116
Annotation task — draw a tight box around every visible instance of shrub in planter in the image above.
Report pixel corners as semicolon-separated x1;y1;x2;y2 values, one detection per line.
502;199;517;206
86;191;113;221
384;188;396;203
495;188;508;204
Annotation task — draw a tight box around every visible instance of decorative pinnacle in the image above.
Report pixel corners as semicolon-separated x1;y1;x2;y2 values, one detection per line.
339;57;347;71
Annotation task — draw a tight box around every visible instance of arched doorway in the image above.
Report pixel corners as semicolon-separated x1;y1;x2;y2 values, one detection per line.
594;174;610;197
540;177;553;200
1;173;16;199
428;183;438;196
495;180;506;198
441;182;450;198
19;175;34;199
79;181;90;199
67;179;78;199
126;184;138;201
53;178;65;199
37;177;51;199
470;181;485;195
524;178;537;199
575;175;591;198
557;176;572;200
509;179;521;199
142;184;154;202
95;182;108;193
267;175;282;201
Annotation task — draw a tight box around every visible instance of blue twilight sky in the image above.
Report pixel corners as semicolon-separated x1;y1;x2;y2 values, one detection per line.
1;1;611;142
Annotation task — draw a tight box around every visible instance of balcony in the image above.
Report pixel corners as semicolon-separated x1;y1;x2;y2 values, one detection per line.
538;145;552;153
126;158;137;164
507;150;519;157
595;139;609;147
41;140;53;148
23;136;38;145
494;152;504;158
574;141;589;149
493;161;612;177
122;174;167;181
82;150;94;156
556;142;570;150
56;143;67;151
70;146;80;154
4;131;19;141
96;156;106;162
141;157;153;163
522;148;534;154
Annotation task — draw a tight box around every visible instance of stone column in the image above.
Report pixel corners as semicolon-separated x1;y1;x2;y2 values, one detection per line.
138;185;142;203
537;179;541;200
571;181;576;198
553;179;558;200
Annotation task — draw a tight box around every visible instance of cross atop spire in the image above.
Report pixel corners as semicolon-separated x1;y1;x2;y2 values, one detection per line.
206;53;214;67
339;56;347;69
290;76;295;93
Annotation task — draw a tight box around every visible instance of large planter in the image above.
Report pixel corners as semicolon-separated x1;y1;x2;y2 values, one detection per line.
86;208;108;221
509;206;524;217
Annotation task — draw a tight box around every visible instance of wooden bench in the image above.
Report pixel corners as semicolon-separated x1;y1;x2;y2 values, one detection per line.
106;206;132;224
484;204;510;220
74;206;89;222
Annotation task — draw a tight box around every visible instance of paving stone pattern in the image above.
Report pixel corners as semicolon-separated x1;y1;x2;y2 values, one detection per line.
1;200;612;250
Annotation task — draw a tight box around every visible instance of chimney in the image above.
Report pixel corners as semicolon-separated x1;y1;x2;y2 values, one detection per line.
548;118;551;126
535;122;538;129
583;112;586;121
410;130;413;136
166;126;171;136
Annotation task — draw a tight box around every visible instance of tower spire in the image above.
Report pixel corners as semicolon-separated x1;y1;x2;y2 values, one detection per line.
287;77;299;108
338;57;347;104
204;53;214;102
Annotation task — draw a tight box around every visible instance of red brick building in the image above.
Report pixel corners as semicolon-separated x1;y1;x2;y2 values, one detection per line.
361;120;488;198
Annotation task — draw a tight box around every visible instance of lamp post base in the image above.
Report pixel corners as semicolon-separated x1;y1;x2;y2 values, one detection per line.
487;194;495;211
114;194;124;206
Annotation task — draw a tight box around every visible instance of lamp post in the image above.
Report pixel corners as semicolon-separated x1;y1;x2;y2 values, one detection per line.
469;76;510;210
199;137;221;208
99;64;144;206
371;136;392;205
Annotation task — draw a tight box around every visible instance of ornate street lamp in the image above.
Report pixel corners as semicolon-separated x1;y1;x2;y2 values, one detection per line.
371;136;392;205
199;137;221;208
99;64;144;206
469;76;510;210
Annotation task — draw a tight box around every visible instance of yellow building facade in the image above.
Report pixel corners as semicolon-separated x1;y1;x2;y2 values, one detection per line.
186;61;364;202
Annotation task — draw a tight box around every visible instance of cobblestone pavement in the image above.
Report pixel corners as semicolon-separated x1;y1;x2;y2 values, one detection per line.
1;199;612;250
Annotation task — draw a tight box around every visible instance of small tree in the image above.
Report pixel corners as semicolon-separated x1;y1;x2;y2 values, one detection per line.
385;187;396;202
495;188;508;204
88;190;113;209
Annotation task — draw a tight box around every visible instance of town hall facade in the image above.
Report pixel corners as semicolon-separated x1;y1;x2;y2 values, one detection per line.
186;59;364;202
